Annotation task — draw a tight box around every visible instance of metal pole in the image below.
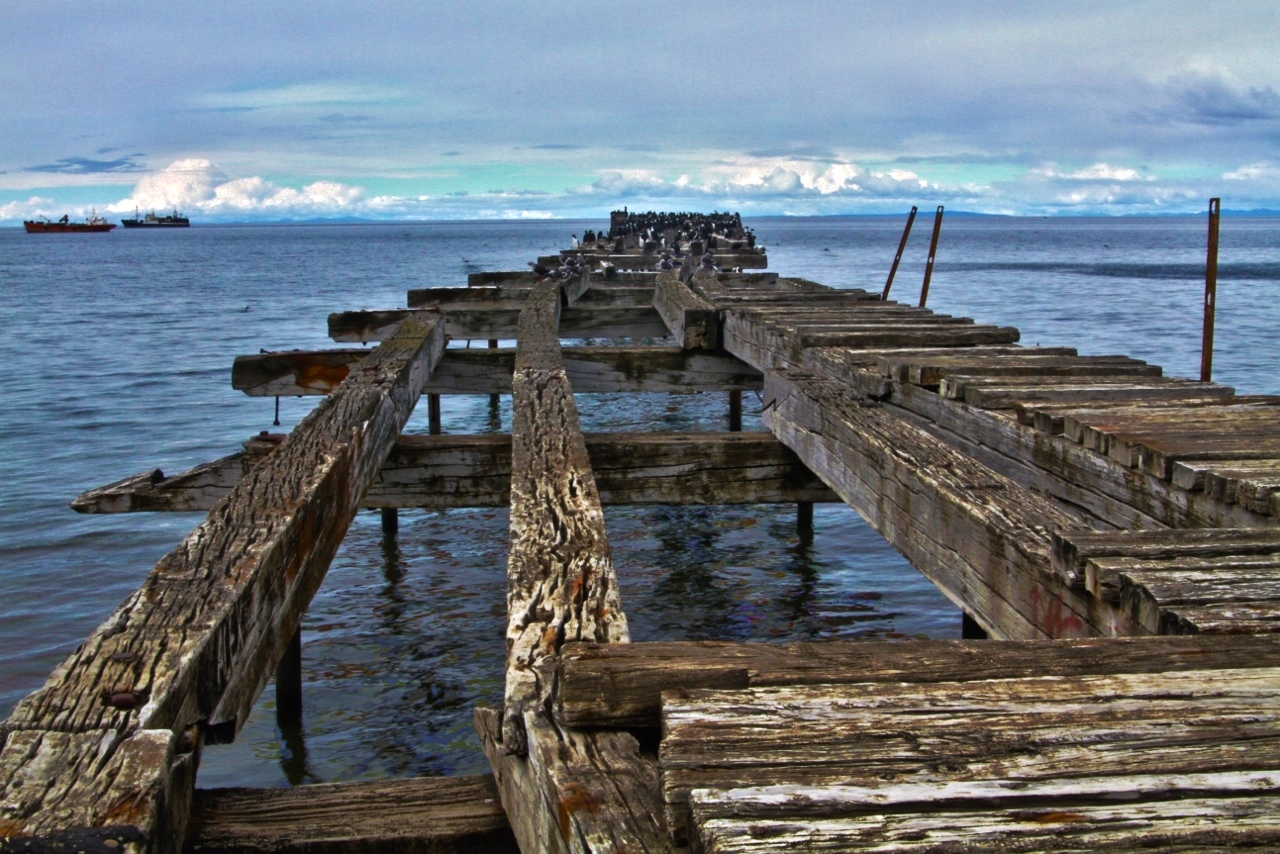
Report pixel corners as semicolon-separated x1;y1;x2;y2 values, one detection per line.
1201;198;1221;383
728;389;743;432
881;206;918;301
919;206;944;308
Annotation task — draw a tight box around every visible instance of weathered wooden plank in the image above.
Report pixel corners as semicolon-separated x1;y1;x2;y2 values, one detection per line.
659;667;1280;846
554;634;1280;729
691;775;1280;853
503;279;628;755
762;368;1124;640
329;306;670;342
184;774;517;852
408;283;655;309
475;708;670;854
560;269;594;306
654;271;717;349
1101;559;1280;634
1053;527;1280;584
2;318;443;849
885;354;1159;387
955;378;1236;410
233;346;762;397
72;432;839;513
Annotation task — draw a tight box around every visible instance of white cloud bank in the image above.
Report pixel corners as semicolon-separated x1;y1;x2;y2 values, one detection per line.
5;154;1280;225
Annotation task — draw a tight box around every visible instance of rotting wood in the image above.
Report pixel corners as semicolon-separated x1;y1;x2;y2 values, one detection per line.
407;283;655;310
659;667;1280;847
690;774;1280;853
233;346;762;398
1053;527;1280;586
475;707;672;854
329;306;671;342
653;271;717;349
553;634;1280;729
503;279;628;755
73;432;839;513
184;774;517;853
762;368;1124;640
2;317;443;849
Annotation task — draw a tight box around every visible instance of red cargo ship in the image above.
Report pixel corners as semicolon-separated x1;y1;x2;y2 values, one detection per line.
23;211;116;233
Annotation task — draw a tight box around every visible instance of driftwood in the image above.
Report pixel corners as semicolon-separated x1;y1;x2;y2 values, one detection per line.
185;774;517;852
1;318;444;849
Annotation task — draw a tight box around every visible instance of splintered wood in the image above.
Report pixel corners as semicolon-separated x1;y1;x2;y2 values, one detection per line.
502;279;628;755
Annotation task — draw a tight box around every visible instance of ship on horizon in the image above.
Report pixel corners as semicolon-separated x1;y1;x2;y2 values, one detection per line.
121;207;190;228
23;211;116;233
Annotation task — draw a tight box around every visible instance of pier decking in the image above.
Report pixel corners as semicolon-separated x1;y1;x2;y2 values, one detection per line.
4;214;1280;852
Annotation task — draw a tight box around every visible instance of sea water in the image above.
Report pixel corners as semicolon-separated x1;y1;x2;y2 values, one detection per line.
1;216;1277;786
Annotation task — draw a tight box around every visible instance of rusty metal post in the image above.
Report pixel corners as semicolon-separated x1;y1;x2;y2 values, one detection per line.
881;206;918;300
1201;198;1221;383
728;389;743;431
918;206;944;308
275;627;303;727
428;393;441;435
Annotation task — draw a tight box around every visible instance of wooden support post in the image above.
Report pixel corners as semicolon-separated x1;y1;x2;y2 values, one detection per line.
729;389;743;431
797;500;814;540
380;507;398;536
428;393;441;435
275;627;303;728
962;612;989;640
919;205;944;308
1201;197;1221;383
488;338;499;408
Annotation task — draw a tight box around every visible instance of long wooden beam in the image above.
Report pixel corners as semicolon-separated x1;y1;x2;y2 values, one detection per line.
70;432;839;513
763;367;1129;640
553;634;1280;729
1;318;444;850
185;774;518;852
232;345;762;397
653;270;717;349
329;306;670;342
537;252;768;269
502;279;628;755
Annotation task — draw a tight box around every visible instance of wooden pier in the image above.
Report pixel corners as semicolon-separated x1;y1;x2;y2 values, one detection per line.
5;212;1280;851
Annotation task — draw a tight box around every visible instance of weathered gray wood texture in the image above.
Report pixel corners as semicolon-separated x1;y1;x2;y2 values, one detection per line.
554;634;1280;728
72;432;838;513
653;271;717;350
502;280;628;755
661;668;1280;850
184;774;517;852
233;346;761;397
330;306;670;342
1;318;443;849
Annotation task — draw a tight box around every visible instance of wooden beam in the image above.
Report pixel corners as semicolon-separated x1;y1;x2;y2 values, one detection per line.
72;432;839;513
1;318;444;849
553;634;1280;729
762;367;1129;640
653;270;717;349
538;252;768;269
474;708;667;854
184;774;518;852
406;283;654;309
233;345;762;397
329;306;670;342
502;279;628;755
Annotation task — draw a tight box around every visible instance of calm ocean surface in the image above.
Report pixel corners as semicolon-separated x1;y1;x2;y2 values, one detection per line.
2;216;1277;786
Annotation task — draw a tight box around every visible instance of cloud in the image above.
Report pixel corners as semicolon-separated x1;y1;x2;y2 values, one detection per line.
532;144;585;150
318;113;374;124
1225;162;1280;181
25;155;147;174
198;83;402;111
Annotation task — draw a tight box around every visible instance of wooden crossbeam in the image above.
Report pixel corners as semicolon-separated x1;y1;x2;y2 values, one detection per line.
553;634;1280;729
329;306;670;342
185;774;518;852
653;270;717;349
232;345;761;397
71;432;838;513
1;318;444;849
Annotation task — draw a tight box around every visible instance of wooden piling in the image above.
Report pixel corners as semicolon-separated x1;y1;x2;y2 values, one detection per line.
275;627;303;728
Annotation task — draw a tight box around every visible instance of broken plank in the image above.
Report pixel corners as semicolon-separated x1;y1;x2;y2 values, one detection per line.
1052;527;1280;585
956;378;1235;410
184;774;518;852
329;306;670;342
654;271;717;349
502;279;628;755
554;634;1280;729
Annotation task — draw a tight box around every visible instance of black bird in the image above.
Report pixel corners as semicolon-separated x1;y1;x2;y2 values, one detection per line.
528;261;552;277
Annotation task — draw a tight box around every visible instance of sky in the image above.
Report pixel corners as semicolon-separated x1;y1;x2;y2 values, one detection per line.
3;1;1279;222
